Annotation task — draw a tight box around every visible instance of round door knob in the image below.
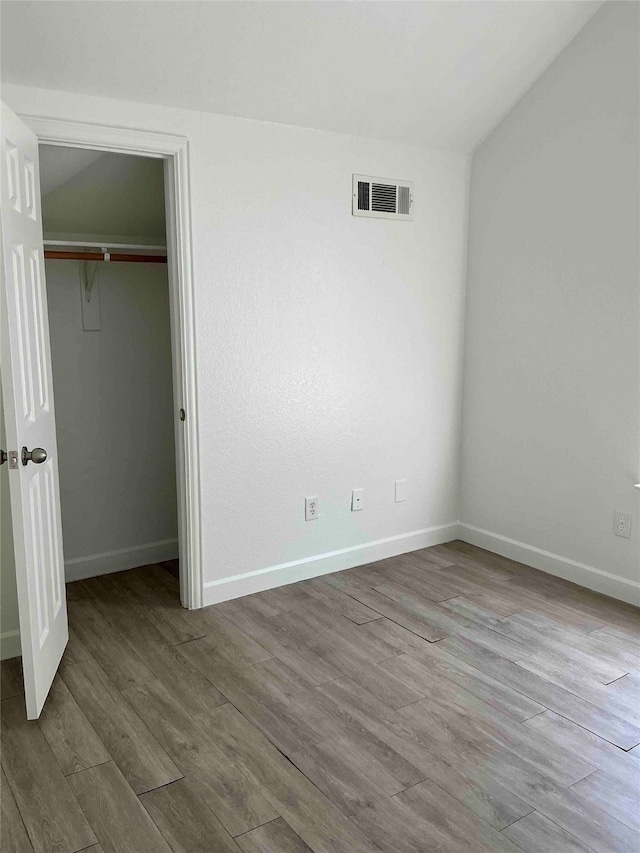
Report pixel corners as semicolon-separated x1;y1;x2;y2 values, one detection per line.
0;449;7;465
21;446;47;466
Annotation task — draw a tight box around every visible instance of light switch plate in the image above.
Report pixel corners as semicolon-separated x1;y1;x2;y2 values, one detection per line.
395;479;407;502
351;489;363;511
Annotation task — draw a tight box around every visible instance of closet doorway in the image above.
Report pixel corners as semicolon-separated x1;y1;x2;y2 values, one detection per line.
40;145;183;592
40;122;200;618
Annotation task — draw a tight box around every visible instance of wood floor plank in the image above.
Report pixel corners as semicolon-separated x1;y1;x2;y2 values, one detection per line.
368;556;463;602
1;697;96;853
570;770;640;830
510;611;640;674
61;657;182;795
437;545;520;581
124;682;279;836
67;761;172;853
236;817;313;853
215;598;341;686
397;692;595;788
112;566;206;646
355;580;459;641
82;586;227;715
182;610;273;668
330;651;425;709
380;644;545;721
278;601;398;663
515;655;640;724
241;657;354;741
255;583;315;614
589;625;640;657
320;574;453;641
503;574;638;634
470;747;639;853
140;777;241;852
394;778;521;853
67;599;155;690
62;626;91;665
438;635;640;749
37;676;110;775
524;710;640;787
193;702;382;853
289;740;448;853
317;677;535;830
502;810;602;853
1;766;34;853
179;640;323;756
296;577;382;623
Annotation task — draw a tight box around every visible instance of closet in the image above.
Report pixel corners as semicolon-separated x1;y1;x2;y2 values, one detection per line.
39;145;179;588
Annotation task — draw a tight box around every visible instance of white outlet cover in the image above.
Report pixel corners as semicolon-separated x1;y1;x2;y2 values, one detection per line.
305;496;318;521
613;510;631;539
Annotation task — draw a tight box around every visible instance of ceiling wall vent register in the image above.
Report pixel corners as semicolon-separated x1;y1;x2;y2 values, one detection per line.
352;174;413;220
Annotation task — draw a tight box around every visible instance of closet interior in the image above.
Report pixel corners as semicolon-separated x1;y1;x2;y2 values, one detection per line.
39;144;180;591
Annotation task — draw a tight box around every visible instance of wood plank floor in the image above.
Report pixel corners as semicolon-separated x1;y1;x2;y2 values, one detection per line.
2;542;639;853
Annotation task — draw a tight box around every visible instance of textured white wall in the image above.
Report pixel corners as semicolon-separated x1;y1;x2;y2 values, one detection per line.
45;261;178;575
461;2;640;601
2;84;470;600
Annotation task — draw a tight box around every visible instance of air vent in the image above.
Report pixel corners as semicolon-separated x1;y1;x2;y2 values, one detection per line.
352;174;413;220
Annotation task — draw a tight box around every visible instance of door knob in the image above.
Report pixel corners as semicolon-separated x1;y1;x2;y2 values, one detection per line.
0;449;6;465
21;446;47;466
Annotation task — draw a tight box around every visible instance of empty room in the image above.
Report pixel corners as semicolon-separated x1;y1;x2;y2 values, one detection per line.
0;2;638;852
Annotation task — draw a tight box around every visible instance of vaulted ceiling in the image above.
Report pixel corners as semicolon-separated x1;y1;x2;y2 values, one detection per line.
2;1;602;152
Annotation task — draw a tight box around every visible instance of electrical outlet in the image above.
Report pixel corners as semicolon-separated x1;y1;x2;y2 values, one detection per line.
395;479;407;502
305;496;318;521
351;489;363;511
613;510;631;539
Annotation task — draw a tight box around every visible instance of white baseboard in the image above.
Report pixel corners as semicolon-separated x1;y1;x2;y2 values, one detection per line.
203;523;459;607
0;630;21;661
64;539;179;583
458;523;640;607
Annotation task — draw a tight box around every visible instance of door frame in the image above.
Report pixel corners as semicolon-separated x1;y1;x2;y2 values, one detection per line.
21;115;203;609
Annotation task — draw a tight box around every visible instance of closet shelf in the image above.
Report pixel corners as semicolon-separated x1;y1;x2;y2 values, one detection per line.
44;240;167;264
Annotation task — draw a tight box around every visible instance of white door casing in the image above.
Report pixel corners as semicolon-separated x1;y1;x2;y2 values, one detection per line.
0;101;67;718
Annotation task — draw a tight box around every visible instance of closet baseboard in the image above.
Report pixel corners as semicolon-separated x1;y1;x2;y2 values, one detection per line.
64;539;179;583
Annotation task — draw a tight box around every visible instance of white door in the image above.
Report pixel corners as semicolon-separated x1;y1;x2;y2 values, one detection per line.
0;101;67;719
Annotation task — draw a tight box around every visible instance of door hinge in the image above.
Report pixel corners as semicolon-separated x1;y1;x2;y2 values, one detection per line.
179;408;186;422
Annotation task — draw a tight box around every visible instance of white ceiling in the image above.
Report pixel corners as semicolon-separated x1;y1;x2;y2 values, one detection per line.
1;1;602;152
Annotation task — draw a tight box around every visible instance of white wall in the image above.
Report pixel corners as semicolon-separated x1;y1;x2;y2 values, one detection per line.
2;84;470;603
460;1;640;604
45;261;178;580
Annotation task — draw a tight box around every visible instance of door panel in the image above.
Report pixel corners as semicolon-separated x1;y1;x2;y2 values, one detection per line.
1;101;67;718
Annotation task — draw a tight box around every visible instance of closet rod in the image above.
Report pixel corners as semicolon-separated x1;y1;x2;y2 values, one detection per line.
44;250;167;264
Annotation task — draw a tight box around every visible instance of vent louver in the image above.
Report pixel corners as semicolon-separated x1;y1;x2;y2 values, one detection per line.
352;175;413;220
357;180;370;211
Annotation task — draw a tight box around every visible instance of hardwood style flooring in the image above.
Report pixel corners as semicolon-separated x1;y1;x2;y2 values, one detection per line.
2;542;639;853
